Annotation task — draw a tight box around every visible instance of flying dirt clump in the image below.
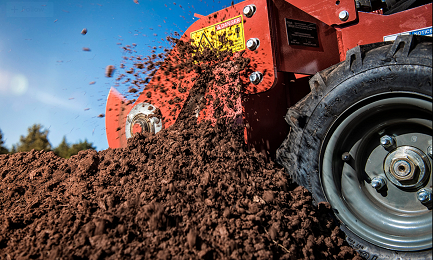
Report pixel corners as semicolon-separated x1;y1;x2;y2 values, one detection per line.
113;34;253;129
105;65;115;78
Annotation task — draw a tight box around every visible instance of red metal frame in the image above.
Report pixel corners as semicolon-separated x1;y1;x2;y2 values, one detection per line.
290;0;358;26
336;5;432;59
106;0;432;156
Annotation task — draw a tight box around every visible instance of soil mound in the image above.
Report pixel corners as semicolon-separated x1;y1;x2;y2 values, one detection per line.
0;117;360;260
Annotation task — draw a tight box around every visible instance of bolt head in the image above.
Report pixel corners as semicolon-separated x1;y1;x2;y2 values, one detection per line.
339;10;349;21
249;72;263;85
371;177;387;190
246;38;260;51
380;135;395;149
341;152;351;162
417;189;432;204
243;5;256;18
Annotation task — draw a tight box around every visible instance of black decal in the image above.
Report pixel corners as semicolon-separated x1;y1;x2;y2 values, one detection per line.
286;19;319;48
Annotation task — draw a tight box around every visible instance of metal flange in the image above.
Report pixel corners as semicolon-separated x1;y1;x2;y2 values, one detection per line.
125;102;162;139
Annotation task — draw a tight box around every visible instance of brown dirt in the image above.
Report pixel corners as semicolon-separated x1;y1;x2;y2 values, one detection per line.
0;117;361;260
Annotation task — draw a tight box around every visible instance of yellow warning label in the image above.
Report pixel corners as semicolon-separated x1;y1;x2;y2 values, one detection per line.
190;15;245;53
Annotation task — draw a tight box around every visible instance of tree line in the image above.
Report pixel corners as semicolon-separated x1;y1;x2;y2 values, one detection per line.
0;124;95;159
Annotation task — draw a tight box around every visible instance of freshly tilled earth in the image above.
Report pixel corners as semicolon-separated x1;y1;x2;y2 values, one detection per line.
0;118;361;260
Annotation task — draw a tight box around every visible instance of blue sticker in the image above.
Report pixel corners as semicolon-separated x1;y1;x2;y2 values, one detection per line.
384;26;432;41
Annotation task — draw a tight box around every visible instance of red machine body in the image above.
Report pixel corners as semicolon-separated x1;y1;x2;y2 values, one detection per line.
106;0;432;156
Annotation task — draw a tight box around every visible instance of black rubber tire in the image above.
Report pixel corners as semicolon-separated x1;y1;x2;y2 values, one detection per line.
276;35;432;260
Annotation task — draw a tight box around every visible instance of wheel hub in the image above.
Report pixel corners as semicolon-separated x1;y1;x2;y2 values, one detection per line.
321;95;432;251
384;146;430;189
125;102;163;139
130;114;151;135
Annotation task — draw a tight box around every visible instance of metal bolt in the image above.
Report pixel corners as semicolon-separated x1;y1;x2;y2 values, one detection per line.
380;135;395;149
417;189;432;204
249;72;263;85
339;10;349;21
246;38;260;51
341;152;351;162
243;4;256;18
371;177;387;190
427;146;432;158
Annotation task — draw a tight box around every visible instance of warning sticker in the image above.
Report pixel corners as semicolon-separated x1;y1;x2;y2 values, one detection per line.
190;15;245;52
384;26;432;41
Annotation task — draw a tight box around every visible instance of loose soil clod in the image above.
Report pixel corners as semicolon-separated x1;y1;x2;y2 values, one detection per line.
105;65;115;78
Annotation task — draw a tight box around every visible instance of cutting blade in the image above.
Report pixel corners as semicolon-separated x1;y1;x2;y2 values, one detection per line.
105;87;131;148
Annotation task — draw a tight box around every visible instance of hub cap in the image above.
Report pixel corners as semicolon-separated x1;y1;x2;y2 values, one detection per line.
384;146;429;189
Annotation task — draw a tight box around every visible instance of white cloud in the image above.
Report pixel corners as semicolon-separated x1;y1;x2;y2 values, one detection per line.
0;69;90;113
0;70;29;96
10;74;29;95
0;70;12;93
34;91;84;112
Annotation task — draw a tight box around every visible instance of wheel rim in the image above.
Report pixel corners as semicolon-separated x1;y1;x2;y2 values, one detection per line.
321;93;432;251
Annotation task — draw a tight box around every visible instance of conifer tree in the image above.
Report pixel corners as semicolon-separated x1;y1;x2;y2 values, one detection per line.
13;124;51;152
54;136;71;158
0;129;8;154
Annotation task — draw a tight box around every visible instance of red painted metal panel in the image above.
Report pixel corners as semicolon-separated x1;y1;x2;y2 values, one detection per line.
105;87;131;148
270;0;341;75
243;71;311;158
289;0;358;26
336;4;432;59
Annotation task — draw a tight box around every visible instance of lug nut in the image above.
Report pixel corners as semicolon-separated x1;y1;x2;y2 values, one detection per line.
427;146;432;158
249;72;263;85
339;10;349;21
246;38;260;51
417;188;432;204
243;4;256;18
380;135;395;149
341;152;351;162
371;176;387;190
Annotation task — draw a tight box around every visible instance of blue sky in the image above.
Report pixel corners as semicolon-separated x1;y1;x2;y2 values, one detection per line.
0;0;242;151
